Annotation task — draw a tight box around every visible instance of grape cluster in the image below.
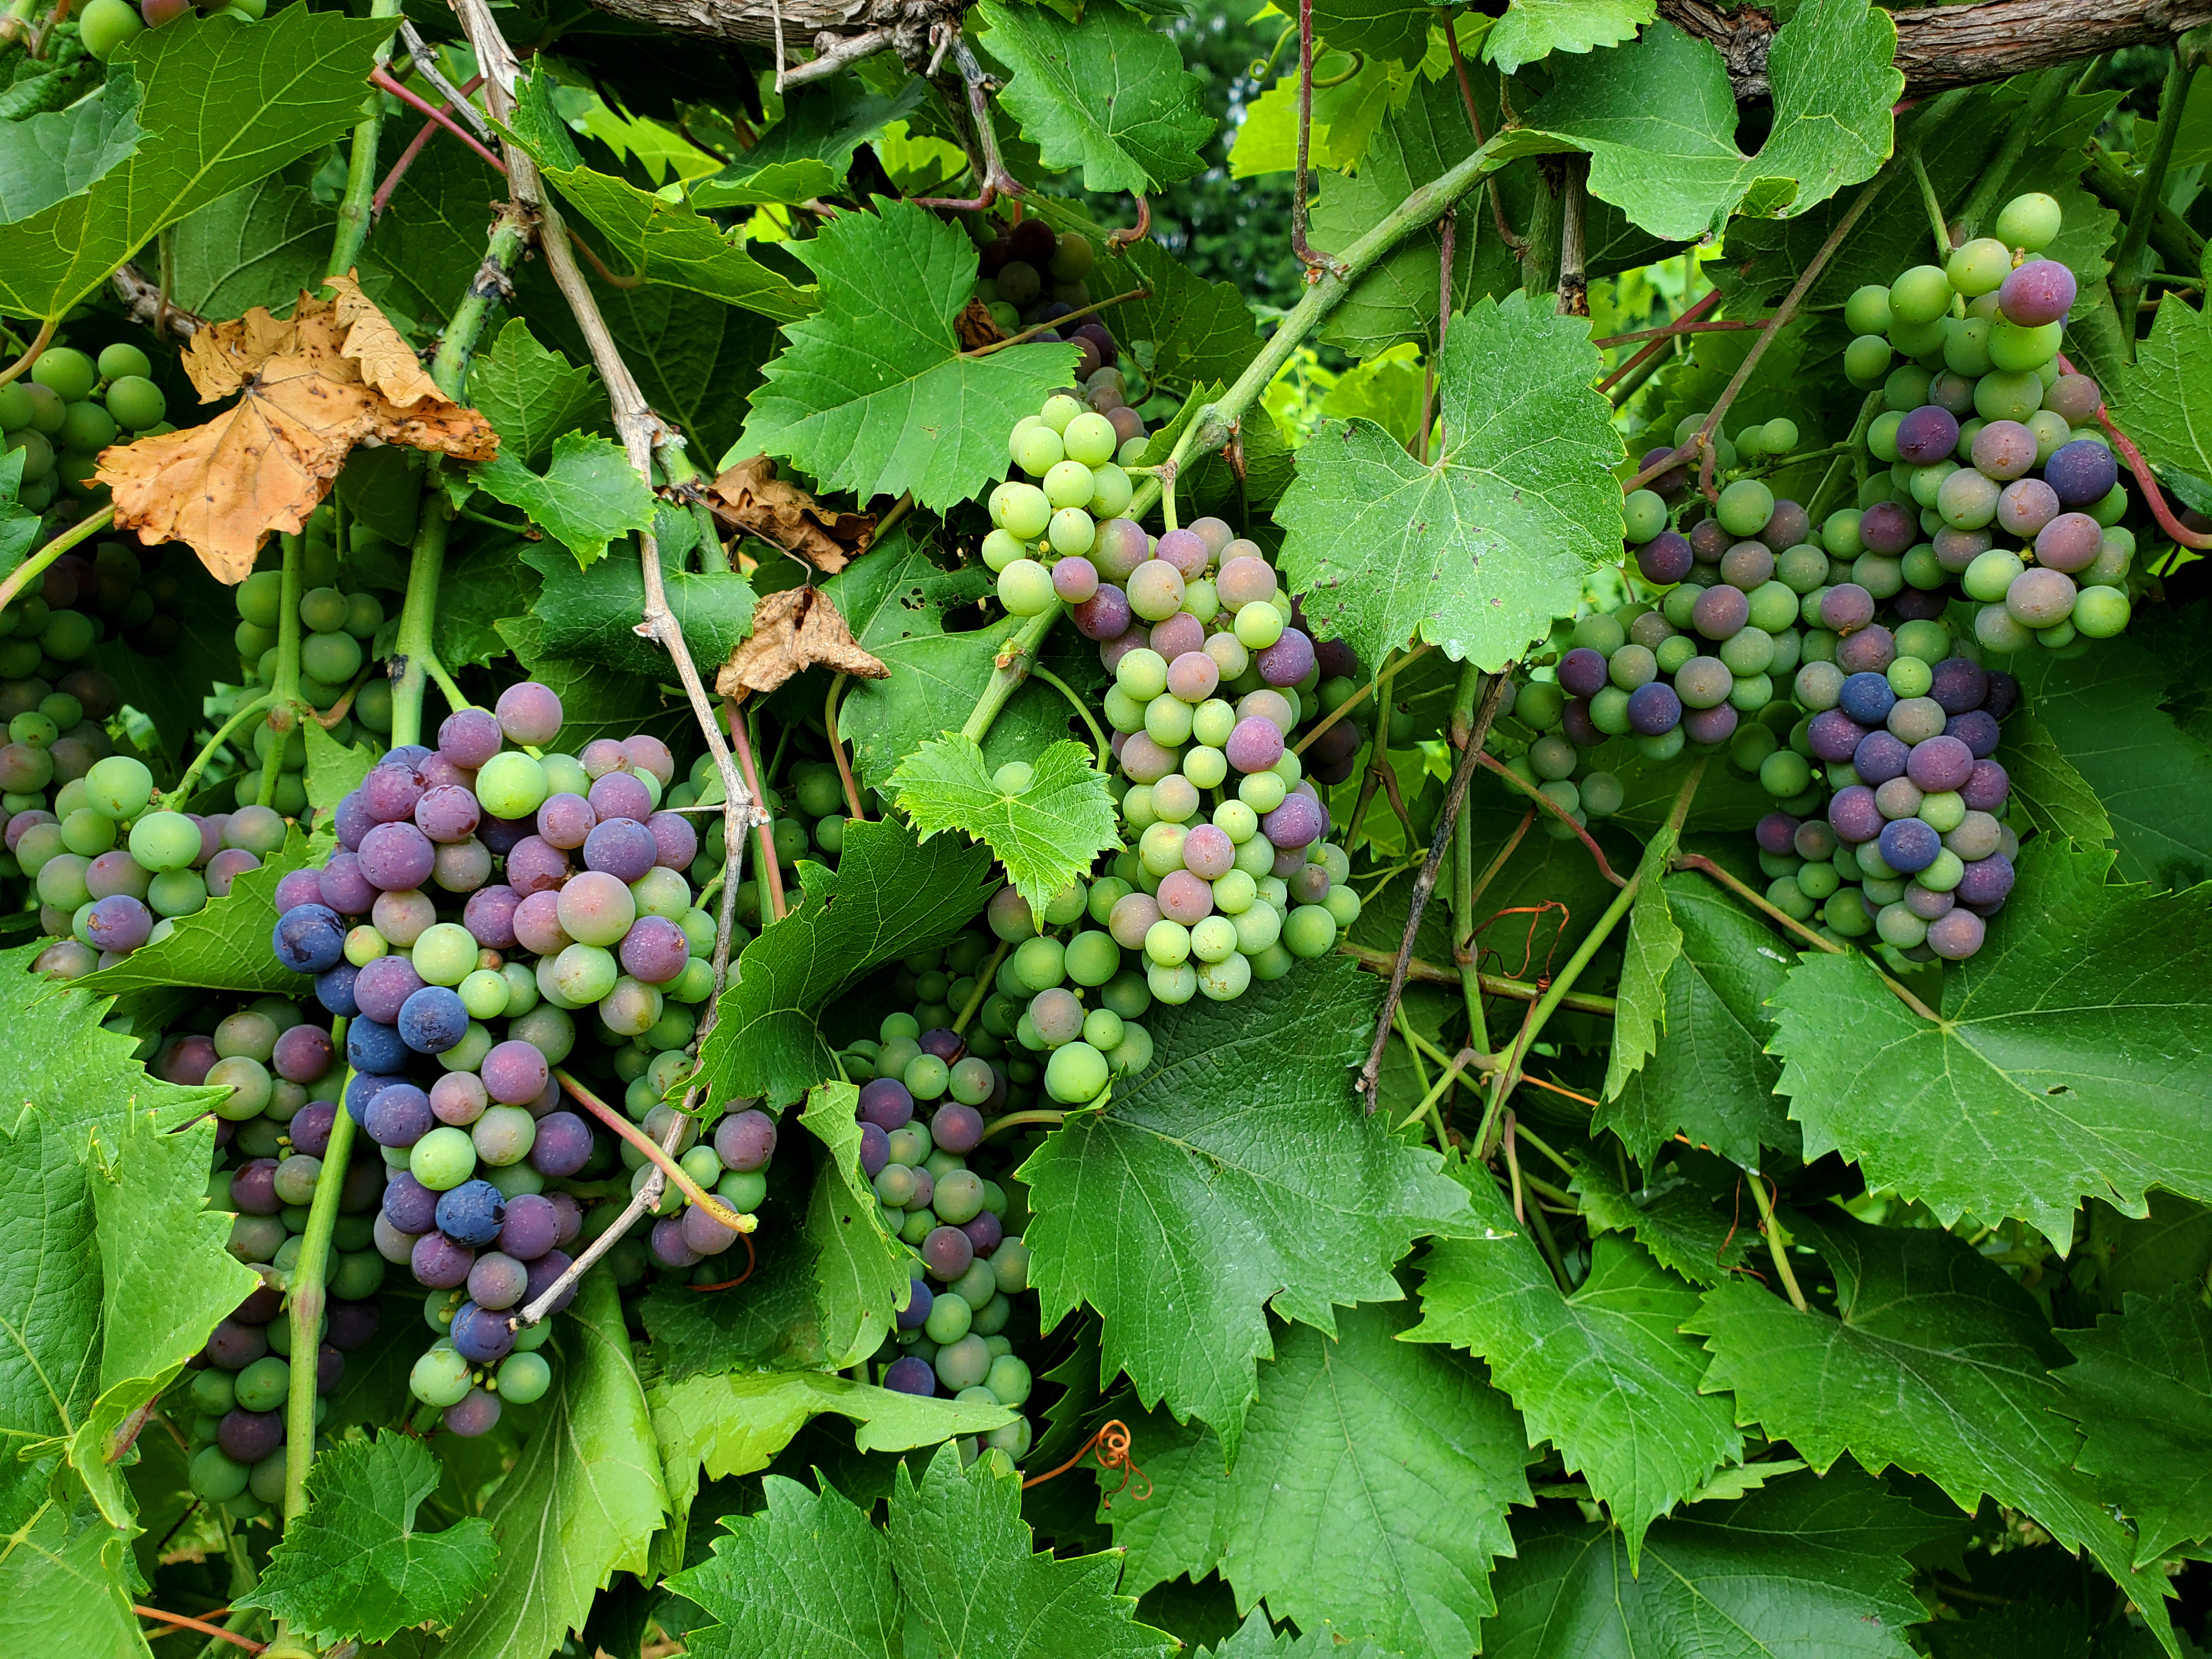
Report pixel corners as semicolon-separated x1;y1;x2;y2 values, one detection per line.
973;217;1141;415
156;997;384;1521
261;684;742;1433
3;342;168;511
82;0;269;60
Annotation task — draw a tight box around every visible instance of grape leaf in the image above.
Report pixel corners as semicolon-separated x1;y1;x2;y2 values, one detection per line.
639;1210;826;1381
2003;706;2118;857
1686;1212;2173;1637
1276;290;1624;675
1602;817;1685;1102
822;531;1080;787
1;940;226;1137
1019;953;1474;1451
358;132;505;336
0;1108;101;1476
303;718;375;816
2109;292;2212;493
1133;379;1296;517
695;817;997;1109
692;76;928;209
0;1470;151;1659
1407;1171;1741;1566
2010;636;2212;892
1482;1464;1945;1659
978;0;1212;193
464;319;606;470
382;532;543;673
1767;840;2212;1239
239;1434;496;1645
1312;0;1436;65
1111;1301;1531;1657
166;176;330;321
78;826;314;999
1229;51;1408;180
0;74;141;222
436;1271;668;1659
891;1441;1173;1659
1568;1160;1753;1290
538;161;816;323
1525;0;1901;242
1597;866;1795;1169
0;8;389;325
475;435;658;570
520;542;754;674
737;199;1077;511
1483;0;1656;75
668;1471;903;1659
2053;1292;2212;1565
1102;236;1262;393
75;1110;257;1528
891;736;1119;921
800;1081;911;1369
1200;1609;1394;1658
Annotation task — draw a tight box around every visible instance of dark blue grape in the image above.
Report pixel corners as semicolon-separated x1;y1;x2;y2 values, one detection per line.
204;1318;267;1369
1877;817;1941;874
334;789;375;849
1955;852;2015;907
1982;671;2021;721
883;1356;936;1396
346;1071;398;1126
962;1210;1004;1255
1857;503;1915;556
326;1298;379;1351
859;1122;889;1178
290;1103;337;1158
2043;439;2117;508
382;1171;439;1233
1945;710;2001;758
272;903;346;973
346;1018;409;1075
436;1180;507;1247
1927;658;1989;716
1626;681;1681;736
1852;731;1910;787
896;1278;934;1330
857;1078;914;1132
526;1111;592;1178
365;1084;434;1148
1636;530;1692;585
315;963;360;1017
1557;647;1609;698
1894;404;1960;466
1837;672;1896;726
397;986;470;1054
449;1301;515;1364
217;1409;283;1463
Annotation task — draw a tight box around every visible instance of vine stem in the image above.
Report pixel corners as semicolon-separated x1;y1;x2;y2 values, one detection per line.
386;502;450;748
1476;751;1627;884
2110;46;2202;341
966;286;1150;357
1290;641;1432;755
0;503;114;614
1746;1174;1810;1313
256;533;306;810
1953;65;2072;238
515;1107;694;1328
159;693;274;810
1029;664;1111;768
726;699;786;923
825;674;866;822
952;940;1008;1034
552;1068;752;1230
327;0;408;281
283;1020;352;1523
980;1108;1069;1141
1355;665;1511;1111
135;1609;264;1654
0;317;54;389
1600;288;1723;399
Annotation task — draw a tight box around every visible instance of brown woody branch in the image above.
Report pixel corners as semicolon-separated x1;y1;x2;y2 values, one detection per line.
1658;0;2212;100
109;264;203;340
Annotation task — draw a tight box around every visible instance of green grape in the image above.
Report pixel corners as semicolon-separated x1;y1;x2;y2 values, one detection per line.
1283;904;1337;958
1945;237;2011;297
496;1351;552;1404
1622;489;1667;543
1993;191;2061;252
477;752;549;819
84;755;154;819
1843;284;1892;335
59;400;115;453
30;348;97;403
1014;424;1064;476
1888;264;1953;326
996;558;1056;616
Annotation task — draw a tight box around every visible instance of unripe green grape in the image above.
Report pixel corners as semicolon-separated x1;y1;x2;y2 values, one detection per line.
1234;601;1283;649
1973;369;2043;423
84;754;153;819
496;1351;552;1405
2089;483;2129;527
1088;464;1132;518
1889;264;1955;324
1047;506;1096;556
476;752;549;819
1062;411;1118;466
1988;318;2062;374
992;481;1052;539
1039;393;1082;433
301;630;362;684
129;810;201;872
1042;459;1094;510
31;348;97;403
460;967;510;1019
1887;314;1948;359
104;373;165;429
1945;237;2012;297
59;400;115;453
997;558;1057;616
1622;489;1667;543
2072;585;2129;637
1015;425;1064;477
1942;316;1994;376
1843;284;1892;335
1760;417;1799;454
1994;191;2061;252
1283;904;1337;958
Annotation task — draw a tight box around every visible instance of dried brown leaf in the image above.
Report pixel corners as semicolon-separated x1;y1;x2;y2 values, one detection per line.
709;455;877;574
955;296;1007;352
97;276;498;583
715;585;888;698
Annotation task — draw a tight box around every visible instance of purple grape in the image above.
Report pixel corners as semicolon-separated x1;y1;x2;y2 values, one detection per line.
650;1216;700;1268
1906;735;1974;793
1970;420;2038;481
647;812;697;870
507;836;571;896
1261;792;1326;850
527;1111;592;1178
450;1301;515;1364
1853;730;1910;786
2034;511;2102;574
290;1102;337;1158
1224;716;1285;775
884;1355;936;1396
513;891;571;955
537;793;595;850
272;903;346;973
624;736;675;787
358;822;435;892
1637;530;1693;585
1148;613;1205;663
497;1194;561;1262
1961;758;2010;812
1927;909;1987;960
384;1171;439;1232
359;761;426;825
1819;584;1876;633
1626;681;1681;735
1754;812;1800;856
1892;588;1949;624
1955;852;2015;908
619;915;690;985
444;1388;502;1437
436;1180;507;1246
1154;528;1208;578
918;1028;966;1063
1720;540;1774;590
353;956;424;1025
1945;710;2001;758
467;1252;529;1310
313;851;373;916
1983;672;2021;721
1558;647;1608;698
461;884;521;951
896;1278;933;1331
931;1102;984;1155
415;784;481;844
963;1209;1004;1254
1256;628;1316;689
858;1079;913;1132
682;1203;740;1257
546;1193;583;1247
1807;710;1870;763
1927;658;1989;715
1828;785;1883;843
1878;817;1940;874
520;1251;574;1316
1905;884;1956;921
1052;556;1100;604
1996;478;2060;538
411;1232;475;1289
1858;504;1916;557
582;819;657;882
1641;446;1691;498
432;1072;487;1127
229;1285;284;1327
588;771;654;825
1999;258;2075;327
479;814;531;857
230;1159;280;1215
1894;405;1960;466
84;895;151;952
921;1224;974;1282
1834;626;1897;676
218;1409;283;1464
365;1083;434;1147
1838;672;1895;726
858;1122;890;1178
204;1317;268;1370
481;1039;551;1106
313;1343;344;1396
270;869;324;913
438;708;505;769
1074;585;1132;641
326;1297;379;1351
398;986;469;1054
335;790;375;850
495;682;563;746
345;1072;398;1126
271;1023;333;1083
714;1108;777;1172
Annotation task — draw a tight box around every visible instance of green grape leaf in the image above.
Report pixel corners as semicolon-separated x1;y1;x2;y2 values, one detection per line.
465;318;606;470
891;736;1119;922
1602;819;1686;1101
75;1110;257;1527
0;8;390;325
435;1271;668;1659
737;198;1078;511
1111;1302;1531;1656
800;1081;912;1369
2003;706;2118;856
358;132;504;335
1134;379;1296;517
978;0;1212;194
692;76;928;208
1406;1172;1740;1566
651;1369;1011;1523
1277;290;1624;674
1019;953;1474;1452
520;541;754;674
891;1441;1173;1659
1596;865;1794;1169
1312;0;1436;66
1525;0;1901;242
474;434;658;570
1568;1160;1753;1290
0;1109;101;1475
0;1470;151;1659
2053;1292;2212;1565
821;531;1080;787
238;1434;496;1645
302;718;375;817
1483;0;1656;75
1106;235;1263;392
1200;1609;1395;1658
1686;1212;2172;1634
77;826;314;1000
1229;50;1408;180
695;817;997;1109
0;74;141;222
2109;292;2212;493
1482;1463;1947;1659
639;1216;827;1381
668;1471;902;1659
2010;636;2212;891
1768;840;2212;1239
166;176;330;321
537;161;816;323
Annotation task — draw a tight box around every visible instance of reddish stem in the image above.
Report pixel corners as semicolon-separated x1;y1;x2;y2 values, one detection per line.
373;73;488;218
370;67;508;177
1475;751;1628;886
552;1069;752;1231
1600;289;1723;400
725;699;787;922
2056;350;2212;550
134;1610;263;1653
